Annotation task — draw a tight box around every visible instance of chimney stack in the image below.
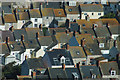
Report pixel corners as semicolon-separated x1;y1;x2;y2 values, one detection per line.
36;32;39;39
21;34;24;41
6;37;10;44
85;15;90;21
73;31;76;37
81;38;86;47
39;24;42;31
25;55;27;60
32;71;36;79
66;43;69;50
114;40;117;47
9;26;13;32
76;62;80;69
62;63;65;70
40;3;43;9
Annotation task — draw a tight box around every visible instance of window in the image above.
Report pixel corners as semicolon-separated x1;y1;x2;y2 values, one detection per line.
60;56;65;64
82;24;85;27
53;58;59;65
98;13;101;15
84;13;87;15
92;74;96;79
99;43;104;48
111;70;116;75
76;51;80;55
23;21;25;23
92;13;94;15
72;72;79;80
35;19;37;22
34;24;37;27
58;11;61;15
82;61;85;65
66;58;71;65
46;17;48;19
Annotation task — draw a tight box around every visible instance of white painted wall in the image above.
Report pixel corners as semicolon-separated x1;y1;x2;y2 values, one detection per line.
42;16;54;27
81;12;104;19
67;14;80;21
30;18;42;28
101;50;109;54
0;25;5;30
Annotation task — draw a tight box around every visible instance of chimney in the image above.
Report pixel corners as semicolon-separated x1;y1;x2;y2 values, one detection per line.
11;3;13;10
39;24;42;31
85;15;90;21
2;10;4;18
9;26;14;32
32;71;36;79
47;1;48;5
52;30;56;35
114;40;117;47
81;38;86;47
65;19;70;29
73;31;76;37
21;34;24;41
66;43;69;50
76;62;80;69
40;3;43;9
62;63;65;70
25;55;27;60
6;37;10;44
36;32;39;39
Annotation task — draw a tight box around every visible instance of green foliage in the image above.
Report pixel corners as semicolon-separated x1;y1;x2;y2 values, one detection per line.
2;62;21;79
99;13;116;18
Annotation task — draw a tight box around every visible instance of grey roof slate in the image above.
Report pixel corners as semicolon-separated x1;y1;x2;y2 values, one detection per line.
80;65;101;79
80;4;103;12
26;57;45;69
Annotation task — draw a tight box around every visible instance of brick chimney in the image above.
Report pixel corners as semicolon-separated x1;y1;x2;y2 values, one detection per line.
6;37;10;44
81;38;86;47
85;15;90;21
36;32;39;39
62;63;65;70
66;43;69;50
39;24;42;31
76;62;80;69
21;34;24;41
40;3;43;9
32;71;36;79
25;55;27;60
9;26;14;32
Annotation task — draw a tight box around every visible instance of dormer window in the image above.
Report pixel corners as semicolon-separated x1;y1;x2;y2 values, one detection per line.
60;56;65;64
111;70;116;75
92;74;96;79
72;72;79;79
99;43;104;48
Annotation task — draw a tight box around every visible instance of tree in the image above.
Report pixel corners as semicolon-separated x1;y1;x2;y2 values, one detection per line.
99;13;116;18
2;62;21;79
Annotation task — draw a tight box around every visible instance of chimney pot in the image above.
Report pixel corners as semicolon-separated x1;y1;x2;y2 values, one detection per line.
81;38;86;47
21;34;24;41
62;63;65;70
36;32;39;39
6;37;10;44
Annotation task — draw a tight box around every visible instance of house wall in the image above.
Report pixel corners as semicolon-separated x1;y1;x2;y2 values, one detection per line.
30;18;42;28
81;12;104;19
101;50;109;54
73;58;86;65
102;75;119;79
112;34;119;40
67;14;80;21
0;25;5;30
5;55;16;65
5;23;17;30
54;17;66;22
36;46;48;57
42;16;54;27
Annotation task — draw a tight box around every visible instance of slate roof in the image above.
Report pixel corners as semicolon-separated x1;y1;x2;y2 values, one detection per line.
100;61;120;75
69;46;86;58
94;27;110;38
7;41;24;52
2;30;14;42
17;12;29;20
15;8;29;13
29;9;41;18
80;65;101;79
1;43;9;54
13;29;28;41
45;49;74;66
80;4;103;12
2;3;13;13
36;75;49;80
69;36;79;46
82;28;95;36
38;36;53;46
4;14;17;23
40;2;61;9
25;28;43;40
53;9;66;17
49;28;66;35
108;25;120;34
41;8;54;17
24;39;40;49
65;6;80;14
46;68;68;79
55;32;73;43
65;68;81;80
69;22;80;31
26;57;45;69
